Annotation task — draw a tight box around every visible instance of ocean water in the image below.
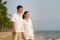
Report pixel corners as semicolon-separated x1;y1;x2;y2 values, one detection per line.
34;31;60;40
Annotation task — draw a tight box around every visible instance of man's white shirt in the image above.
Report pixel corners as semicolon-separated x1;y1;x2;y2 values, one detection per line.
11;13;24;32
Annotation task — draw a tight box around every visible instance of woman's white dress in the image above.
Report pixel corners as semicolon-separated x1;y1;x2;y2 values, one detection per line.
23;19;34;40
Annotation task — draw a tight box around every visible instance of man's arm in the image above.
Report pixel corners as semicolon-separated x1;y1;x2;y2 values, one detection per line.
12;22;16;34
11;14;16;33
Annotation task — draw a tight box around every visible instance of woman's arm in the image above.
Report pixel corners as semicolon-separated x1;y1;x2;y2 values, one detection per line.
22;32;25;40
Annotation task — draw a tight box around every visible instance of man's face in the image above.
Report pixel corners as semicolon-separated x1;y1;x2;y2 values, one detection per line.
18;8;23;13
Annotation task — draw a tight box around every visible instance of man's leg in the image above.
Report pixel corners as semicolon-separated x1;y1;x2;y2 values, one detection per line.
14;32;18;40
18;32;22;40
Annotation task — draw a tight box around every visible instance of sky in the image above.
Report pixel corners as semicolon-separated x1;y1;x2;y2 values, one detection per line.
3;0;60;31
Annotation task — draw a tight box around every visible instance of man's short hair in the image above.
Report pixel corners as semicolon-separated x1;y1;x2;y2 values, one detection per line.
17;5;23;10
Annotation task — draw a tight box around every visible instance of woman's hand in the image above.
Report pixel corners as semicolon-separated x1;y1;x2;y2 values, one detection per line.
22;32;26;40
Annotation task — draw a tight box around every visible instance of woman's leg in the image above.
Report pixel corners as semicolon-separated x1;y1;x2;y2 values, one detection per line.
29;35;34;40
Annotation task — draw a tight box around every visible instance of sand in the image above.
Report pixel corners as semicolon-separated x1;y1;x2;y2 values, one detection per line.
0;32;13;40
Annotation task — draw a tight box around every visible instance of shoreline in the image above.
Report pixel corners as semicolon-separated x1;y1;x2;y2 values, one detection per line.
0;32;60;40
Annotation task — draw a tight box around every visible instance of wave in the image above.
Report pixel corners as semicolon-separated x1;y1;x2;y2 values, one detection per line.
34;34;60;40
34;31;60;40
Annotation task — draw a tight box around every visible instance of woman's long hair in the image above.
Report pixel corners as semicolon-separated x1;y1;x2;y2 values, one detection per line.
22;11;29;19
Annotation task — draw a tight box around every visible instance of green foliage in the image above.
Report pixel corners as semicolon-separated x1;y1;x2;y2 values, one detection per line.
0;0;12;30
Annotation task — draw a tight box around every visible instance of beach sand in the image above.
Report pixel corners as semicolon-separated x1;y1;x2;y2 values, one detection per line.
0;32;13;40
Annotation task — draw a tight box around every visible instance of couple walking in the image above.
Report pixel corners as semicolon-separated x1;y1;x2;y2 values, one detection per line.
11;5;34;40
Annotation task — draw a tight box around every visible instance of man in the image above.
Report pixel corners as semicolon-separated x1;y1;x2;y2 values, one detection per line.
11;5;25;40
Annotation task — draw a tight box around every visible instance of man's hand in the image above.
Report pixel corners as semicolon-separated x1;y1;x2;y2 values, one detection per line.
13;28;16;34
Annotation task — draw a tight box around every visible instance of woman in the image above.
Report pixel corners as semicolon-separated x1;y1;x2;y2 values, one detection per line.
22;11;34;40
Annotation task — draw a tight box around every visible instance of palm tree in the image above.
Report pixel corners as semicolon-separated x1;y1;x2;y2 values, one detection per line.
0;0;12;31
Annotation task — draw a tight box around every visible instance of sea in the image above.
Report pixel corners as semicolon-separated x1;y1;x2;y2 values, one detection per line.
34;31;60;40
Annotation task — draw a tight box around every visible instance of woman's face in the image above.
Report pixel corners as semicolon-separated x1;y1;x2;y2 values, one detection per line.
24;12;29;19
